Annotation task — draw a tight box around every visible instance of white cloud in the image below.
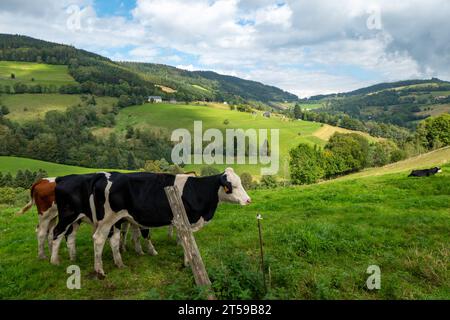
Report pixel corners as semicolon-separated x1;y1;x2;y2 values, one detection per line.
176;64;197;71
1;0;450;97
129;46;160;62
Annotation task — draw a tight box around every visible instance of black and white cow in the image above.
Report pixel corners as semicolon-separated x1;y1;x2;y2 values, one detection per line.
50;173;144;267
88;168;251;277
409;167;442;177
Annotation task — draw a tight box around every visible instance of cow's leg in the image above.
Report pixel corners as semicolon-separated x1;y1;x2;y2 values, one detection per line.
110;226;125;268
93;213;126;277
51;231;65;265
140;228;158;256
93;224;109;278
130;224;144;255
51;213;82;265
47;216;57;254
67;221;81;261
37;204;57;260
37;215;51;260
120;222;129;253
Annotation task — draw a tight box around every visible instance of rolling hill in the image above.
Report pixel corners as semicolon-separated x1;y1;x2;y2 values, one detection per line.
121;62;298;103
0;34;298;104
0;99;387;178
309;78;450;99
306;78;450;128
113;102;346;176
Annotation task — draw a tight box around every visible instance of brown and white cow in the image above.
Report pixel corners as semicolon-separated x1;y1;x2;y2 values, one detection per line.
17;178;62;260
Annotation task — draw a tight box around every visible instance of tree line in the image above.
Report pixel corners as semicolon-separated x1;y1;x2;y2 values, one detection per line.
0;169;48;189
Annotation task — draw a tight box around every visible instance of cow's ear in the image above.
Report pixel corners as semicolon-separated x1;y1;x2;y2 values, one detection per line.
220;174;233;194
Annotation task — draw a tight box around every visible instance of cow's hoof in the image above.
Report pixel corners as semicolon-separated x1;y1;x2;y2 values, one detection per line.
116;263;126;269
148;250;158;256
50;258;60;265
38;255;48;260
95;271;106;280
69;256;76;262
135;250;145;256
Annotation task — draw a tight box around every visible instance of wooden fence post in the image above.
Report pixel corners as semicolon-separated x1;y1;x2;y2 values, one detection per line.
164;186;216;300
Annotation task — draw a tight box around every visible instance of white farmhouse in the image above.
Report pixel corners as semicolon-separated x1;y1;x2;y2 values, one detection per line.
148;96;163;103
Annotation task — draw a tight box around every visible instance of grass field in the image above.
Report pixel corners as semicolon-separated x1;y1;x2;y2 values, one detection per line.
0;162;448;299
0;94;117;122
0;156;132;176
0;61;76;87
313;124;382;142
117;103;323;177
299;103;324;110
192;84;209;92
416;104;450;117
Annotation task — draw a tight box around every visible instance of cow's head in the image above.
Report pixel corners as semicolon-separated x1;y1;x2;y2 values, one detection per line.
218;168;251;205
436;167;442;173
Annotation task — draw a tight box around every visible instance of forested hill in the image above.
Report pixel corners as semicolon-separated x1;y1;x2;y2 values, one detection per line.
0;34;298;103
309;78;450;100
121;62;298;103
303;78;450;128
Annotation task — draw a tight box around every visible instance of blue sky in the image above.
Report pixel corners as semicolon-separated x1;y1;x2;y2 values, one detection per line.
93;0;136;19
1;0;449;97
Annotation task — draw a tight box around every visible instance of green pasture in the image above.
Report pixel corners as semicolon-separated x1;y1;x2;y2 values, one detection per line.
0;94;117;122
0;61;76;87
116;103;323;177
0;163;448;299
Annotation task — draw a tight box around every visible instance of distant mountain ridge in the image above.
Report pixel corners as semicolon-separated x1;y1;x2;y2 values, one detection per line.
308;78;450;100
120;61;298;103
0;33;298;103
305;77;450;128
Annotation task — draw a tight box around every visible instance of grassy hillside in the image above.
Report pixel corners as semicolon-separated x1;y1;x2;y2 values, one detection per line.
313;124;382;142
335;147;450;181
0;162;448;299
116;103;323;176
0;156;130;176
1;94;117;122
0;61;76;87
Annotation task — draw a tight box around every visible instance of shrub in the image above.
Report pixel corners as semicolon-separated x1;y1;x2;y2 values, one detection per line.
325;133;369;174
240;172;253;190
289;144;325;185
415;114;450;150
0;187;28;206
0;105;10;116
200;165;221;176
210;253;266;299
259;175;278;189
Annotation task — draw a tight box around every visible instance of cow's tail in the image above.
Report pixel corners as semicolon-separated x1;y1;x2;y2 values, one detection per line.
16;182;38;215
